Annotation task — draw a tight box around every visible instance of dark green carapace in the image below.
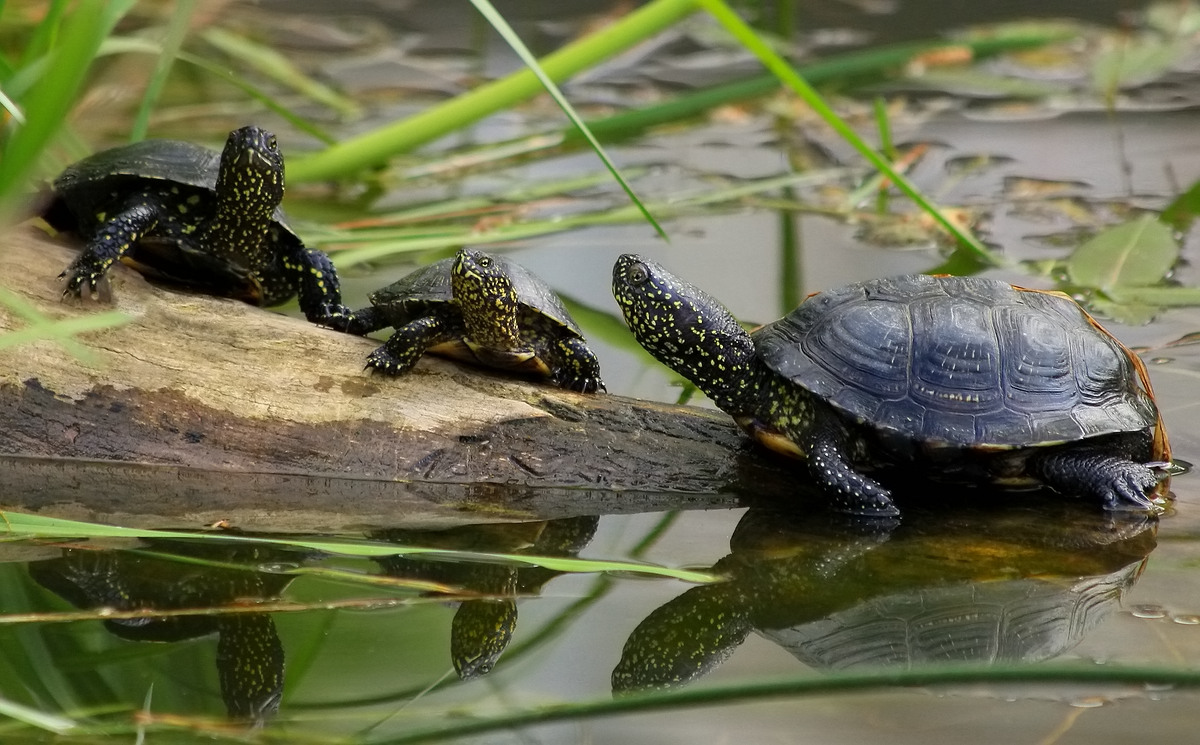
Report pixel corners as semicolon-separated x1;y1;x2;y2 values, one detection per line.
613;254;1167;517
349;248;604;392
42;125;358;329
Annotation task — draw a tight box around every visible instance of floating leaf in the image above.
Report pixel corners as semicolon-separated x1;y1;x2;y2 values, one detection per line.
1065;215;1177;290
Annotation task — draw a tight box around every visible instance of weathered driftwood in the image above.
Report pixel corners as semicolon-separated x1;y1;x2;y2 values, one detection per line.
0;227;794;530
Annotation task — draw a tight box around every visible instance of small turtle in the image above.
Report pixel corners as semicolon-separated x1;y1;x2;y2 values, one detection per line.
612;255;1169;517
41;125;357;329
349;248;604;392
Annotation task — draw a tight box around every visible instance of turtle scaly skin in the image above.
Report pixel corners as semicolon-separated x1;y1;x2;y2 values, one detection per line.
351;248;604;392
44;126;358;330
612;254;1165;517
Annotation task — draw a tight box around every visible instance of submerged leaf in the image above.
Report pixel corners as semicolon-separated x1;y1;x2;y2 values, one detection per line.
1065;215;1177;290
1106;286;1200;307
1092;35;1185;96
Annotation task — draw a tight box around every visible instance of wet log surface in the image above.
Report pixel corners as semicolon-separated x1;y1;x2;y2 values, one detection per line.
0;227;794;530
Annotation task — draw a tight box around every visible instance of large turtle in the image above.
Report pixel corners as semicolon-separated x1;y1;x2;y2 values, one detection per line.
612;255;1170;517
349;248;604;392
41;125;358;329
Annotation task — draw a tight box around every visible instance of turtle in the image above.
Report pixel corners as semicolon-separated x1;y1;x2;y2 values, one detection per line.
348;248;605;392
612;255;1170;517
41;125;359;330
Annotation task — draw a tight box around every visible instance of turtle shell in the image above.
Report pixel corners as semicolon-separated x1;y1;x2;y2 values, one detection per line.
753;274;1157;449
369;254;585;338
51;139;293;234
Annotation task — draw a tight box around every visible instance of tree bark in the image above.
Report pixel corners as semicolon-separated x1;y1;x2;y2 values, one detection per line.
0;227;792;530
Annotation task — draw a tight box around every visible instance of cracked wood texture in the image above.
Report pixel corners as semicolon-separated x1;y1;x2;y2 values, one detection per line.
0;228;795;531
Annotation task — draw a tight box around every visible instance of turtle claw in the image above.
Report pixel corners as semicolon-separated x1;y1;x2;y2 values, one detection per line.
365;346;419;377
557;374;606;394
59;267;111;302
310;304;371;335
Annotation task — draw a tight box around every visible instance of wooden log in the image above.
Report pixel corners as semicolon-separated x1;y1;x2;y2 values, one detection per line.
0;227;793;530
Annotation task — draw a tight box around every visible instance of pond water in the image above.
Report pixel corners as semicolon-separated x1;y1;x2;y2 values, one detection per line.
6;0;1200;742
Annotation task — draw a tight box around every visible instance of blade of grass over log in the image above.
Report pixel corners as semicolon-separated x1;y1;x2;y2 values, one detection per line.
469;0;666;241
0;513;717;584
128;0;196;142
368;664;1200;745
286;0;701;184
696;0;1002;266
0;287;128;360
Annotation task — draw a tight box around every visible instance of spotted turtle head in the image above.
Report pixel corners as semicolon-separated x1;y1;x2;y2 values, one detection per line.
214;126;285;217
453;248;523;349
612;253;757;412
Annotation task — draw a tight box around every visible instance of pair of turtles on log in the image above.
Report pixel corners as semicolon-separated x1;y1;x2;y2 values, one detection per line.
40;126;605;394
42;129;1171;516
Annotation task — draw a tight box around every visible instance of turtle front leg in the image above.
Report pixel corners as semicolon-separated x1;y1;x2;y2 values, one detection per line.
545;336;605;393
1028;448;1162;511
284;247;366;333
61;201;159;298
800;421;899;517
367;314;461;376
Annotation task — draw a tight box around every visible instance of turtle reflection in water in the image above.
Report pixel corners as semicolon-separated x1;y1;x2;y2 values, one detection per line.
373;515;598;678
612;504;1157;692
29;540;299;723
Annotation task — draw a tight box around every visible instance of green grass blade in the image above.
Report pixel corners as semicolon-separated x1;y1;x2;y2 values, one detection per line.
0;512;717;584
98;36;337;144
0;0;136;212
469;0;668;241
287;0;701;183
128;0;196;142
369;664;1200;744
367;662;1200;743
201;27;359;118
0;696;77;734
696;0;1003;266
0;312;131;354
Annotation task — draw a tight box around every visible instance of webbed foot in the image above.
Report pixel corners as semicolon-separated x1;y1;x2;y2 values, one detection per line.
1030;449;1165;512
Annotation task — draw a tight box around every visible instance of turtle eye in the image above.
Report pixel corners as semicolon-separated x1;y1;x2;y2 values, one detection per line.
628;262;649;285
267;135;278;150
477;255;492;268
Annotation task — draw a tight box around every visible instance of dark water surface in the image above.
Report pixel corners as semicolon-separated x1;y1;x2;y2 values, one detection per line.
6;0;1200;742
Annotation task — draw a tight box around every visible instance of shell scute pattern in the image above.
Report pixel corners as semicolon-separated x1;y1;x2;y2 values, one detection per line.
759;275;1153;449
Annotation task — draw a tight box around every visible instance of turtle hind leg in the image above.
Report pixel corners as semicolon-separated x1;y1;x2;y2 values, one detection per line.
801;421;899;517
1029;448;1162;511
367;314;460;376
546;336;605;393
